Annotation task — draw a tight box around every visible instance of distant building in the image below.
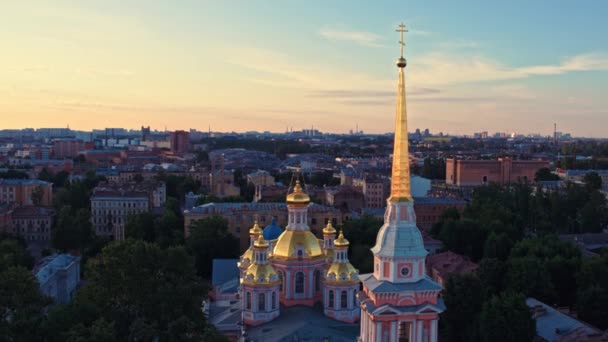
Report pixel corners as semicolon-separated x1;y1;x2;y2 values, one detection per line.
413;197;466;232
8;206;54;242
446;157;548;186
340;168;356;186
356;177;390;209
90;181;166;240
325;186;365;213
34;254;81;304
170;130;190;154
558;169;608;190
0;179;53;206
184;202;342;251
426;251;478;287
52;139;90;159
246;170;275;187
527;297;608;342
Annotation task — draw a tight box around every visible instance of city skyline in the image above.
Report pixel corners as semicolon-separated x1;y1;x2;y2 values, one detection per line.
3;1;608;137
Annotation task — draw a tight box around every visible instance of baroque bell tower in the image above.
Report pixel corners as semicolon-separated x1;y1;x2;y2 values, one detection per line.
358;23;445;342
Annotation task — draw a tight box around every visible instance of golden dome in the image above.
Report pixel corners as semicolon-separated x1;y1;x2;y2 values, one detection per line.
334;230;349;248
326;262;358;284
249;219;263;236
241;263;280;286
238;248;253;269
272;230;323;259
254;234;269;249
322;221;337;235
286;180;310;205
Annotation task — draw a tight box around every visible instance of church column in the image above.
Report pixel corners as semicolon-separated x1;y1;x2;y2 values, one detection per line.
285;270;291;298
430;319;438;342
390;321;397;342
376;322;382;342
417;320;423;342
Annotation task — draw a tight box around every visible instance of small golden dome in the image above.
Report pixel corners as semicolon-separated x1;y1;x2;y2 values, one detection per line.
322;220;337;235
334;230;349;248
239;248;253;269
249;219;263;236
326;262;358;284
286;180;310;205
272;230;323;259
254;234;269;249
241;263;280;286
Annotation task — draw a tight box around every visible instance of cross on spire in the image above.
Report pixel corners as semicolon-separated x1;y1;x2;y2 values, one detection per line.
396;22;408;58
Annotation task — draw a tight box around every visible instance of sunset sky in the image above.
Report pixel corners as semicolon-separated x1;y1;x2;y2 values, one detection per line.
2;1;608;136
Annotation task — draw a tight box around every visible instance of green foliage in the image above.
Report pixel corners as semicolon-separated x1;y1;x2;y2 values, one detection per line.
0;237;34;272
52;206;93;252
477;258;507;298
186;215;239;278
576;253;608;329
420;157;446;180
31;185;45;206
534;167;559;181
584;172;603;191
342;214;383;273
125;205;184;248
441;274;484;342
72;239;210;339
0;266;51;341
438;219;488;261
479;293;536;342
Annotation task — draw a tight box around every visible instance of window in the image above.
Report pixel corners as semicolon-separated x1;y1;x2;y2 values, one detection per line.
246;292;251;310
258;292;265;311
278;271;283;292
295;272;304;294
328;290;334;308
400;266;410;277
272;292;277;310
314;270;321;293
340;291;347;308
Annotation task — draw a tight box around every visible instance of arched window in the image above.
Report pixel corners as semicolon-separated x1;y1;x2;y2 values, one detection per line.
246;292;251;310
353;290;357;306
314;270;321;293
295;272;304;294
272;291;277;310
328;290;334;308
340;290;347;308
258;292;265;311
277;270;283;292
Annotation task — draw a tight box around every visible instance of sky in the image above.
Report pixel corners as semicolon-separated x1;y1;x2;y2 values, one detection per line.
2;1;608;136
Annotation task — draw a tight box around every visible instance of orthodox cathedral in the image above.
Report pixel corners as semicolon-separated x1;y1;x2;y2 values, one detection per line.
234;22;444;341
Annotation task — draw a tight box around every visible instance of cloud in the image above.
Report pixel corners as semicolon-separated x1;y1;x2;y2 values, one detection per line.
410;52;608;86
319;28;383;47
308;87;440;98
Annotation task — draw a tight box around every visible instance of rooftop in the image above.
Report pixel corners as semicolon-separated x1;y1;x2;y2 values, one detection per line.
34;253;80;285
359;273;442;293
426;251;478;277
0;179;51;186
211;259;239;287
527;297;606;342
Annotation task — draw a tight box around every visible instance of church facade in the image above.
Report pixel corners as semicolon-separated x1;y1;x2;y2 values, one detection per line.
238;180;360;326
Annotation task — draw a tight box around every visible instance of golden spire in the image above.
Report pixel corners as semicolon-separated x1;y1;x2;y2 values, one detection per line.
254;234;269;248
322;218;337;235
286;179;310;205
334;229;349;247
389;22;412;202
249;215;263;235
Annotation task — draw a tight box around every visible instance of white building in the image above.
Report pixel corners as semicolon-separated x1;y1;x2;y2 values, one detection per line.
34;254;81;304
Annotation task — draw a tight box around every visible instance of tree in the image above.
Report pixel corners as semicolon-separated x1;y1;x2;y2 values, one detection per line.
31;185;45;206
66;318;116;342
506;257;555;303
133;173;144;183
440;274;484;342
186;216;239;277
477;258;507;298
483;232;513;261
52;206;93;252
0;237;34;272
577;286;608;330
534;167;559;182
479;293;535;342
584;172;602;191
75;239;212;339
0;266;51;340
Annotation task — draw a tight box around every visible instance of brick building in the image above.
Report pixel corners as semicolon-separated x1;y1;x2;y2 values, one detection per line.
324;186;365;213
170;130;190;154
413;197;466;232
9;206;55;241
446;157;548;186
426;251;478;287
52;139;92;159
0;179;53;206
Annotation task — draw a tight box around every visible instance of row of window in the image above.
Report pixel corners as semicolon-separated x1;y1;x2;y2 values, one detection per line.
92;201;147;208
327;289;355;309
245;291;278;311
